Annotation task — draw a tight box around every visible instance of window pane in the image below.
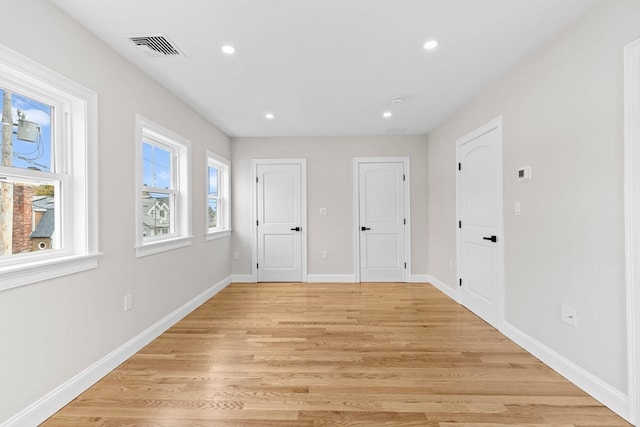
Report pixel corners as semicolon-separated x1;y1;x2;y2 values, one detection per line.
142;191;171;237
208;198;217;229
0;180;56;256
208;166;218;196
142;142;172;189
0;88;53;172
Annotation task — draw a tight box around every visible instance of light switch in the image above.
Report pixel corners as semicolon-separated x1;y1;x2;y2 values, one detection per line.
319;207;328;216
514;201;521;216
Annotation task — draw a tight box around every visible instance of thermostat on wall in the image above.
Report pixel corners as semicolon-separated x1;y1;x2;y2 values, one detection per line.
518;166;531;182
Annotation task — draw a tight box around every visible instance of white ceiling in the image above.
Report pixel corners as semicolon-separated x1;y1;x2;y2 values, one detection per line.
52;0;599;137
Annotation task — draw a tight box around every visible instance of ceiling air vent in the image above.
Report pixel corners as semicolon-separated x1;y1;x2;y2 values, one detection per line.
385;128;407;135
130;34;183;57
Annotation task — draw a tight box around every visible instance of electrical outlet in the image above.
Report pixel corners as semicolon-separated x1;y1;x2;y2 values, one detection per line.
321;250;328;260
561;304;577;327
124;294;132;311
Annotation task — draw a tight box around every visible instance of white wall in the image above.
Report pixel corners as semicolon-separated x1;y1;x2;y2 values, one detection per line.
0;0;231;423
427;0;640;396
231;136;428;279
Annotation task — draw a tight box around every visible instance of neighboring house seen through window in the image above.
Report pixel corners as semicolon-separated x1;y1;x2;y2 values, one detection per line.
0;45;99;291
135;115;191;257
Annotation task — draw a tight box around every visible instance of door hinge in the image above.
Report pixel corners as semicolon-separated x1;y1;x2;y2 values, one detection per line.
404;262;407;269
458;162;462;171
459;278;462;287
403;174;406;181
404;218;406;225
458;220;462;229
256;176;259;183
257;263;259;269
256;220;259;226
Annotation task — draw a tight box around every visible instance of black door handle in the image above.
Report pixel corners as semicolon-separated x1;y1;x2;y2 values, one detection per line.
361;226;371;231
483;235;498;242
290;227;301;231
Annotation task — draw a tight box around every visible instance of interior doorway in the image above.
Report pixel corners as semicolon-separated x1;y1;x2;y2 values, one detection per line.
252;159;307;282
353;157;411;282
456;117;505;330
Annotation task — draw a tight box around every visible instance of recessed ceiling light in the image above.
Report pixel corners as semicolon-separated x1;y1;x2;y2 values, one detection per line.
383;111;392;118
221;44;236;55
265;113;275;120
423;40;439;50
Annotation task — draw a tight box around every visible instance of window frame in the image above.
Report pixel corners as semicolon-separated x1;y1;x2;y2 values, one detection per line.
135;114;192;257
205;151;230;240
0;44;99;291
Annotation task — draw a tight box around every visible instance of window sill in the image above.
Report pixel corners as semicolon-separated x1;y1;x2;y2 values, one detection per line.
205;229;231;241
0;253;101;292
135;235;193;258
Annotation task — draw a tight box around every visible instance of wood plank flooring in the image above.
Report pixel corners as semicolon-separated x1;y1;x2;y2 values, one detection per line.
41;283;631;426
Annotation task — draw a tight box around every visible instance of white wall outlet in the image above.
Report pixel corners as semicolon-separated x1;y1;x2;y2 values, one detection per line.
514;201;522;216
561;304;577;327
124;294;132;311
233;251;240;260
321;250;328;260
319;207;328;216
518;166;532;182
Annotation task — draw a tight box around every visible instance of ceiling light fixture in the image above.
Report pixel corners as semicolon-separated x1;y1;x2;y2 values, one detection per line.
221;44;236;55
423;40;439;50
265;113;275;120
383;111;392;118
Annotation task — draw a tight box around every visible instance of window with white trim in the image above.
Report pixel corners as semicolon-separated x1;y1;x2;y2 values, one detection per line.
0;45;99;291
206;151;230;239
135;115;191;257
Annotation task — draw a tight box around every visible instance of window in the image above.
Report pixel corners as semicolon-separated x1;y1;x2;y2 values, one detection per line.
0;44;99;291
206;151;230;239
135;115;191;257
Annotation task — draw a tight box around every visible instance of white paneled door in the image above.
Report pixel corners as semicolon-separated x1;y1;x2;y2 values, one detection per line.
457;118;504;329
256;162;303;282
358;161;406;282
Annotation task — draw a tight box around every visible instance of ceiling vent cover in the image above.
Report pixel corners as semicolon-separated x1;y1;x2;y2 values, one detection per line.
130;34;182;57
385;128;407;135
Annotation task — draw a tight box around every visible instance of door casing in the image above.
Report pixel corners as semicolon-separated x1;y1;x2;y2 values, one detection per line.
353;157;411;283
251;158;307;283
624;38;640;425
456;116;505;331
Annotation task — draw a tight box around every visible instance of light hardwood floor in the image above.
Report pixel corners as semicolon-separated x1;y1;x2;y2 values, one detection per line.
42;283;631;426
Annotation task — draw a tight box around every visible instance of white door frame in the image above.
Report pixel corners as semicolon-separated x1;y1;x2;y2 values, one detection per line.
624;38;640;425
455;116;505;331
353;157;411;283
251;158;307;283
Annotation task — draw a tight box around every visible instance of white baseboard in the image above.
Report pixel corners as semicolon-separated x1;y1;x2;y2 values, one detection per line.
409;274;429;283
306;274;356;283
3;276;232;427
231;274;256;283
232;273;424;284
502;322;631;423
426;274;458;301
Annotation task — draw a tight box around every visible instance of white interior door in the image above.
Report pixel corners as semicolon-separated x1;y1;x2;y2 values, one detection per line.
358;162;406;282
457;118;504;329
256;163;303;282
